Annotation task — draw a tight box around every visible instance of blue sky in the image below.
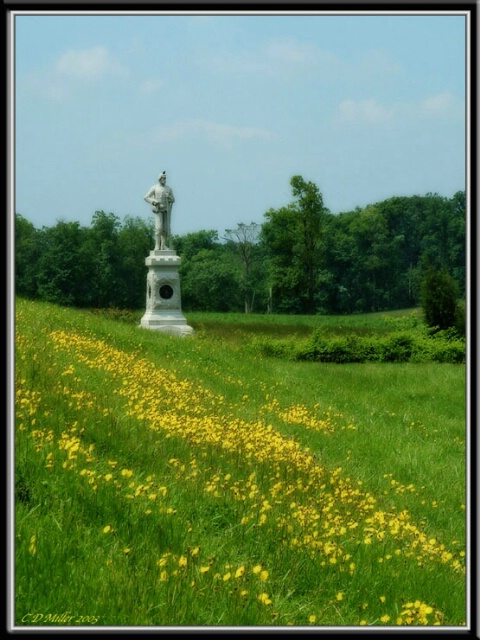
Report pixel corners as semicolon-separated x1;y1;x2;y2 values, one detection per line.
12;10;468;237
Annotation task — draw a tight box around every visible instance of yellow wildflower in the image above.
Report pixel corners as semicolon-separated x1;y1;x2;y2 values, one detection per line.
258;593;272;605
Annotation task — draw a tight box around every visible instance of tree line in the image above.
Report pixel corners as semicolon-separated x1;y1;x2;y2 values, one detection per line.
15;176;465;316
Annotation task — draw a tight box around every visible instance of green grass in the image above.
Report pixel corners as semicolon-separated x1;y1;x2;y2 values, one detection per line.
101;307;424;342
13;299;467;628
188;308;425;342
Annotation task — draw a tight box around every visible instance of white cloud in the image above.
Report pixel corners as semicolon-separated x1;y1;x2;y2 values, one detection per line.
202;39;403;87
139;78;164;95
333;91;463;128
205;49;270;75
21;45;130;100
54;45;127;81
265;39;319;65
151;119;276;147
204;38;341;78
336;99;394;125
355;49;403;79
420;92;459;115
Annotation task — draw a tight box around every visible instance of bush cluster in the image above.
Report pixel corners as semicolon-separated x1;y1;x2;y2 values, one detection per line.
250;328;465;364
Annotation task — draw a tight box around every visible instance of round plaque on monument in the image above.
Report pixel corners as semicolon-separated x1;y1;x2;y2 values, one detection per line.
159;284;174;300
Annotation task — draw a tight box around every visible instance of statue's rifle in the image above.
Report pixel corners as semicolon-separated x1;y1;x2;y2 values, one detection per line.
161;188;172;235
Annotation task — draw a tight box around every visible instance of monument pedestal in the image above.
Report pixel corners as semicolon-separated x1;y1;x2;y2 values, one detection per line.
140;250;194;337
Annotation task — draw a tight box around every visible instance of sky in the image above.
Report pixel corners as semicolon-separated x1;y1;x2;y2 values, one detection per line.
12;9;468;237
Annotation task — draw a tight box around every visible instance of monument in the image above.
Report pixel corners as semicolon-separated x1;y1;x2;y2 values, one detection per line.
140;171;194;337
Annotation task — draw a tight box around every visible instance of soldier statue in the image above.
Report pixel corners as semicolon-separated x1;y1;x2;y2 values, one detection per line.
144;171;175;251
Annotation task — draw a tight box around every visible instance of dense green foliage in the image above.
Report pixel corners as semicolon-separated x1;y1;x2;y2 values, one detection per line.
421;266;461;331
262;176;329;314
15;178;465;316
250;327;465;365
16;211;153;309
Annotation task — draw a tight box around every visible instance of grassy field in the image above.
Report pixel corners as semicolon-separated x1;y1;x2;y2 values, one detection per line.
13;299;468;628
113;307;426;343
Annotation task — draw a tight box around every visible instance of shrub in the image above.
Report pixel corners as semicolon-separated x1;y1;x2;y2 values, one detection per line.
424;329;466;364
250;328;465;365
249;336;294;359
298;332;377;363
421;267;459;331
379;333;415;362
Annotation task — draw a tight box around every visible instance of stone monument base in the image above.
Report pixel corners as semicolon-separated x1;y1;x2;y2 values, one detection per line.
139;249;194;337
140;311;194;337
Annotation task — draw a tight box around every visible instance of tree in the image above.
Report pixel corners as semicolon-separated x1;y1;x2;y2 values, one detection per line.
36;220;94;306
15;214;42;298
180;248;241;312
117;216;154;309
320;192;466;314
421;265;459;330
446;191;466;297
224;222;264;313
373;196;425;307
14;186;465;315
321;211;358;313
174;230;242;311
261;176;329;314
86;211;122;307
172;229;220;261
349;205;391;312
